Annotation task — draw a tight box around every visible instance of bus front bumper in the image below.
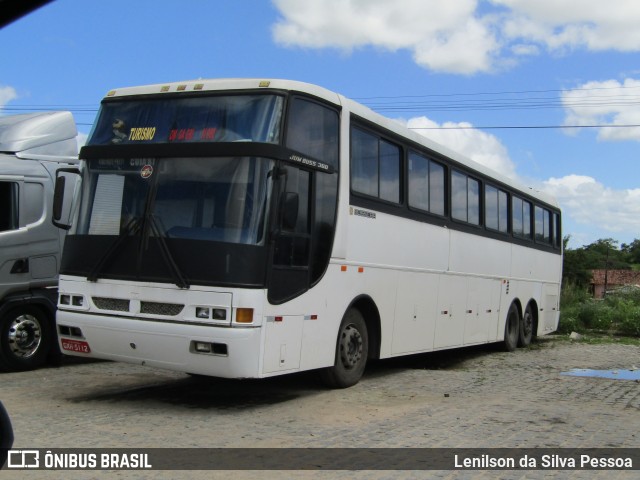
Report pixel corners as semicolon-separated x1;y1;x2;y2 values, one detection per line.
56;310;263;378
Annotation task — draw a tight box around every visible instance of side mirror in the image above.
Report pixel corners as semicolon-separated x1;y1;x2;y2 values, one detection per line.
52;167;81;230
281;192;299;231
0;400;14;469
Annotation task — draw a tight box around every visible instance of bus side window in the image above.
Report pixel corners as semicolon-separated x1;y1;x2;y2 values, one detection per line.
286;98;339;170
351;126;401;204
535;206;551;244
512;196;532;240
409;152;445;216
452;170;480;225
380;140;400;203
351;128;378;198
553;212;561;248
485;185;508;233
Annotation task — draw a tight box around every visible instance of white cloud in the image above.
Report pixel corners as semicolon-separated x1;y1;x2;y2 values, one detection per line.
404;116;518;179
0;85;18;111
562;78;640;141
271;0;640;74
494;0;640;52
272;0;499;74
542;174;640;236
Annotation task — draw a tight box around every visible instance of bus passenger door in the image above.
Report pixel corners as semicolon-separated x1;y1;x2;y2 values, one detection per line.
267;165;312;304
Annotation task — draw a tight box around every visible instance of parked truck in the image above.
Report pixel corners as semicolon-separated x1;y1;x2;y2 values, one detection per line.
0;111;79;371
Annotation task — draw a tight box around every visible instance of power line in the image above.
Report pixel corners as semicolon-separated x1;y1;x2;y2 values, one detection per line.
3;84;640;131
352;83;640;101
409;124;640;131
356;84;640;114
363;95;640;113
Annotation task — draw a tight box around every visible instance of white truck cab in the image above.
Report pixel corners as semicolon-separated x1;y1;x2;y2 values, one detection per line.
0;111;79;371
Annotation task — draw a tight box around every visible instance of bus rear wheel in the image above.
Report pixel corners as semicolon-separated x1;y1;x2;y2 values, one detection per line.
320;309;368;388
503;303;520;352
518;304;534;347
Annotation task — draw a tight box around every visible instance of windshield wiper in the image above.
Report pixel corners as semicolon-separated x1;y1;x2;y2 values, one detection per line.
87;216;143;282
146;214;190;289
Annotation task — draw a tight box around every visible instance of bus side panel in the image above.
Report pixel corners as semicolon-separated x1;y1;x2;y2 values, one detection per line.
433;275;466;349
446;231;511;346
510;243;562;336
261;264;365;374
542;283;560;334
464;276;501;345
390;271;438;355
263;315;304;373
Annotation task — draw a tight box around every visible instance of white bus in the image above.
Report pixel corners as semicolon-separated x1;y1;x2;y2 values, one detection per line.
54;79;562;387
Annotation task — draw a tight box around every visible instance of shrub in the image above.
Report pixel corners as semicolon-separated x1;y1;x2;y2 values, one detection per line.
559;283;640;337
557;312;580;334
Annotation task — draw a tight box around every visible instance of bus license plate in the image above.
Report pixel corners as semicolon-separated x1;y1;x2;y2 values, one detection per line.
61;339;91;354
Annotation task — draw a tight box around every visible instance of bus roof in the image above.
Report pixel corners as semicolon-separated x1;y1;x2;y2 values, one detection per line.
102;78;558;208
103;78;343;106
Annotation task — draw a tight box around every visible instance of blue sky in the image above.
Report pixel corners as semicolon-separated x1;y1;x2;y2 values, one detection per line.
2;0;640;249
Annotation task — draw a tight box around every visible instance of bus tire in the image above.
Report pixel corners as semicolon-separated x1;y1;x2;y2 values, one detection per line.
320;309;368;388
518;303;534;347
503;303;520;352
0;306;52;372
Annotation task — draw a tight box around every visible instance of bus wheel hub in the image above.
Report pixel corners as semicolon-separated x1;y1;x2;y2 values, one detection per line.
339;325;363;369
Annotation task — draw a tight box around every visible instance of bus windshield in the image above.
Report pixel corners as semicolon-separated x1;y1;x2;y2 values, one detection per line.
78;157;274;246
63;156;275;288
87;94;284;145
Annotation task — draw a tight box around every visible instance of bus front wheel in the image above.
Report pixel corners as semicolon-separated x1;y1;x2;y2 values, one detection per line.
320;309;368;388
503;303;520;352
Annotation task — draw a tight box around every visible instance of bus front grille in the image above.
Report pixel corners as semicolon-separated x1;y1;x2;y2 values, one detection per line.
140;301;184;316
92;297;130;312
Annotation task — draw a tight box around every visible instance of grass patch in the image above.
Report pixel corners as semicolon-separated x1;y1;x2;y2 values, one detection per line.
551;333;640;346
558;284;640;338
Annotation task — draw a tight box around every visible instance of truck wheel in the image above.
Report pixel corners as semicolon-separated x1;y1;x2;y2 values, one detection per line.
319;309;368;388
0;306;52;372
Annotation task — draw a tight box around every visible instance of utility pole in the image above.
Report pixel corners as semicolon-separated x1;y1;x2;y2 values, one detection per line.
603;246;609;298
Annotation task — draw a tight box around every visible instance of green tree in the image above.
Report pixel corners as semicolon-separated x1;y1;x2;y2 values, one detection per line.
562;236;591;287
621;239;640;265
562;237;635;287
